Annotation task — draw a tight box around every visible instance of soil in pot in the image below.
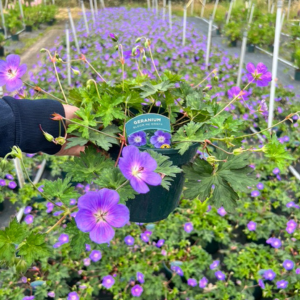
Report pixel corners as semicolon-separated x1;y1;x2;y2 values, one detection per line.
230;40;237;47
110;143;199;223
247;44;255;53
0;46;4;57
11;34;19;41
295;69;300;81
25;25;33;32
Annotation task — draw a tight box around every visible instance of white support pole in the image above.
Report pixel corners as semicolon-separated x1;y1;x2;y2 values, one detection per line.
94;0;98;15
201;0;206;18
100;0;105;9
248;4;255;24
268;0;271;12
18;0;25;27
237;31;248;87
226;0;233;24
68;8;80;54
43;0;46;4
212;0;219;21
155;0;158;17
152;0;155;13
268;0;282;129
205;16;213;70
0;0;7;38
287;0;291;19
191;0;194;15
163;0;166;20
89;0;96;24
182;6;187;46
81;0;90;35
147;0;150;9
169;0;172;32
271;3;275;13
66;23;72;87
52;0;55;4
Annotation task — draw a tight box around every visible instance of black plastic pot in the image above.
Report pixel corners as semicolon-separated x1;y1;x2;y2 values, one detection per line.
216;28;221;35
0;201;4;212
47;19;55;26
295;69;300;81
230;40;237;47
291;52;295;62
11;34;19;41
110;143;199;223
0;28;4;34
25;25;33;32
247;44;255;53
0;46;4;57
268;45;274;52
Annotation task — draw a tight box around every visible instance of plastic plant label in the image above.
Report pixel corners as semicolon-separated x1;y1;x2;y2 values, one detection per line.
125;113;172;149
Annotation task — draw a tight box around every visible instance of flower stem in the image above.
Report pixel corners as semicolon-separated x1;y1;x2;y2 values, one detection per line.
45;215;67;234
116;180;129;191
85;59;107;83
193;69;217;89
148;45;162;81
118;44;125;91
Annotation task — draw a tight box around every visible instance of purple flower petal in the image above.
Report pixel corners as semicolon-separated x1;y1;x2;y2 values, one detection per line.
89;221;115;244
105;204;129;228
75;209;97;232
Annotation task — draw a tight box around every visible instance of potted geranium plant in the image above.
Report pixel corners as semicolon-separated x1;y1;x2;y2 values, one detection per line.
294;48;300;81
224;21;242;46
8;17;23;41
0;33;5;57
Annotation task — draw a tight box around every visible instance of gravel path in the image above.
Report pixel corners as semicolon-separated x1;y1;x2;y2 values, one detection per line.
189;16;300;97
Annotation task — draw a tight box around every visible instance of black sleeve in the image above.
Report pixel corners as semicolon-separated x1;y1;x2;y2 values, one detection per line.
0;97;66;157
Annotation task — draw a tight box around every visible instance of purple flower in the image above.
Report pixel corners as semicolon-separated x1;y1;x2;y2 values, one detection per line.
24;214;34;224
0;54;27;91
256;182;264;190
210;260;220;270
247;221;257;231
0;179;6;186
286;226;295;234
24;206;32;214
8;181;17;189
21;276;27;283
296;268;300;274
75;189;129;244
47;292;55;298
83;258;91;266
270;238;282;248
46;202;54;213
187;278;197;287
246;62;271;87
150;130;171;148
53;242;61;248
37;185;44;193
102;275;115;288
156;239;165;248
273;168;280;175
227;86;250;101
131;284;143;297
171;266;184;276
283;259;294;270
199;277;208;288
217;207;227;216
258;100;268;118
276;280;288;289
22;297;35;300
58;234;69;244
286;201;295;208
109;33;118;42
287;220;297;229
90;250;102;262
251;190;260;197
207;205;212;212
263;269;276;280
119;146;162;194
53;210;63;217
5;174;13;180
258;279;265;289
136;272;145;283
124;235;135;245
70;199;77;205
128;131;147;147
215;271;226;280
184;222;193;233
161;249;167;256
140;233;149;243
67;292;79;300
85;244;91;251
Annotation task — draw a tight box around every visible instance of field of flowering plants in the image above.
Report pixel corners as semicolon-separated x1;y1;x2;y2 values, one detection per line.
1;3;300;300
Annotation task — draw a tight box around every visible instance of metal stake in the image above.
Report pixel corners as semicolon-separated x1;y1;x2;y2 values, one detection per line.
81;0;90;35
237;31;248;87
205;16;213;70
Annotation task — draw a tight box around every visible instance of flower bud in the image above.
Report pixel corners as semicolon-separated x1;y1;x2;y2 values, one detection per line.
109;33;118;42
206;156;217;164
72;68;80;75
135;37;142;43
40;48;47;53
202;84;212;92
55;137;66;146
142;54;147;64
86;79;93;89
115;45;119;50
213;76;219;82
43;132;54;142
233;148;244;155
144;38;151;48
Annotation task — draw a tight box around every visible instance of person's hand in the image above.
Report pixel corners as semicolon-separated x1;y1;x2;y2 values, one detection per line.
55;105;85;156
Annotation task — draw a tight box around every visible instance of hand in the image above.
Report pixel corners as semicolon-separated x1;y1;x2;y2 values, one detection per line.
55;105;85;156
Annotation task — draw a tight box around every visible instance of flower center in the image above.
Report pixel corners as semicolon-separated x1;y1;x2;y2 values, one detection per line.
132;166;144;177
157;136;165;143
94;210;107;222
252;70;262;80
7;68;17;79
134;136;142;143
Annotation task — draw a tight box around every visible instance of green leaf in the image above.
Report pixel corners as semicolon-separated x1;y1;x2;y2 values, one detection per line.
263;134;294;169
94;168;137;203
18;233;49;265
183;153;256;211
43;177;79;205
65;136;89;149
136;80;174;98
0;219;28;262
96;94;125;127
146;150;182;190
63;147;115;182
